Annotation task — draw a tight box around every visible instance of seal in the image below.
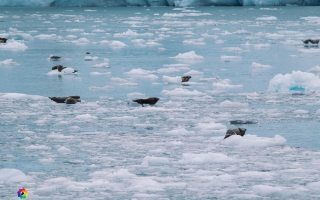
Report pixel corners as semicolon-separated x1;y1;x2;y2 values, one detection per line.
0;37;8;43
51;65;78;73
50;55;61;61
65;97;81;104
224;128;246;139
132;97;159;106
302;39;310;44
181;76;191;82
302;39;319;45
49;96;81;103
309;39;319;44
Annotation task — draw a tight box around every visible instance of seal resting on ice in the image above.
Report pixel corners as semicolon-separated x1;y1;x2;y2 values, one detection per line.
64;97;81;104
51;65;78;73
302;39;319;44
0;37;8;43
309;39;319;44
181;75;191;82
132;97;159;106
49;96;81;104
224;128;247;139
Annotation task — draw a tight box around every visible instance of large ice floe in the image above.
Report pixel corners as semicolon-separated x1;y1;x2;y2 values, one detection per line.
268;70;320;92
1;0;320;6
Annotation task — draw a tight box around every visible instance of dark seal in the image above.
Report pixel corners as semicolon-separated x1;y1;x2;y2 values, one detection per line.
49;96;81;103
132;97;159;106
50;55;61;61
65;97;81;104
181;76;191;82
51;65;78;73
224;128;247;139
0;37;8;43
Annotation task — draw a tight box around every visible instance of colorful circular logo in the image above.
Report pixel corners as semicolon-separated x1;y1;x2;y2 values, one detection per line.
17;188;28;199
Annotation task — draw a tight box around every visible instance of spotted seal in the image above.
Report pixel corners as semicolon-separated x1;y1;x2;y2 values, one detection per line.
181;76;191;82
224;128;247;139
49;96;81;103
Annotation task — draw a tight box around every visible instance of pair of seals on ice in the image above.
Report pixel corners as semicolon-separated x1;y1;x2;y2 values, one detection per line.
302;39;319;44
52;65;78;73
132;97;159;106
49;96;81;104
0;37;7;43
181;76;191;82
224;128;247;139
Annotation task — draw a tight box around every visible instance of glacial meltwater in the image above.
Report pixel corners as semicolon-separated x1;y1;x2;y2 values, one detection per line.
1;6;320;199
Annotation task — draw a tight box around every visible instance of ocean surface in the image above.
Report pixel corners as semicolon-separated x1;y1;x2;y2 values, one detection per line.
1;6;320;199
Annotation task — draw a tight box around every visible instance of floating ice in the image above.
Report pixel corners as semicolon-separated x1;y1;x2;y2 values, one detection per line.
89;85;114;90
180;152;235;164
125;68;157;79
47;68;78;75
131;39;161;47
91;63;109;68
0;93;46;100
183;38;205;45
114;29;153;37
212;78;243;89
0;169;33;182
183;70;203;76
250;62;272;68
220;55;242;61
35;34;57;40
109;40;127;48
162;75;181;84
222;134;287;147
90;72;111;75
0;59;19;66
141;156;171;166
307;66;320;75
0;40;28;51
256;16;277;20
161;88;205;96
268;71;320;92
170;51;204;60
84;56;98;61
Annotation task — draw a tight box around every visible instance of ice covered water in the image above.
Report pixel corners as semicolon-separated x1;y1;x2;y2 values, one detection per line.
1;6;320;199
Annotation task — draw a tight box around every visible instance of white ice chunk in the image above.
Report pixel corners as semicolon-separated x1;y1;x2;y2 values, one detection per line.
0;59;19;66
250;62;272;68
161;88;205;96
141;156;171;166
109;40;127;48
0;40;28;51
0;169;33;182
256;16;277;20
222;134;287;147
180;152;235;164
268;71;320;92
162;75;181;84
170;51;204;60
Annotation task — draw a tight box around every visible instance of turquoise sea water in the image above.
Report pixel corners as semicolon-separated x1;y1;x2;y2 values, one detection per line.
1;6;320;199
